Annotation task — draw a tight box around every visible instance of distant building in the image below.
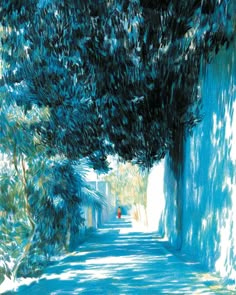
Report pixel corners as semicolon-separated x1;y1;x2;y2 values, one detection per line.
87;180;115;224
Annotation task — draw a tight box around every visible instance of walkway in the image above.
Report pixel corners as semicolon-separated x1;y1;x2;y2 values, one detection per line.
13;217;229;294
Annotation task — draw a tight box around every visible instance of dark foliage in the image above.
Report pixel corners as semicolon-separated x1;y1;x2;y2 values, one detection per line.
0;0;234;169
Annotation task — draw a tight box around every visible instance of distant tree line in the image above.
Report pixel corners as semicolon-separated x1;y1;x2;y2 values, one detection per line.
103;161;148;207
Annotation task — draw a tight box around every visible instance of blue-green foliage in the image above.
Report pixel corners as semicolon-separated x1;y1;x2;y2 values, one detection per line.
1;0;234;168
0;171;31;283
0;0;234;283
0;105;104;280
0;146;102;280
16;159;87;277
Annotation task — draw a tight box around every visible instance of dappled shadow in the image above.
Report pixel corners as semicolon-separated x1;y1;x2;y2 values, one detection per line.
13;217;229;294
180;41;236;277
161;40;236;282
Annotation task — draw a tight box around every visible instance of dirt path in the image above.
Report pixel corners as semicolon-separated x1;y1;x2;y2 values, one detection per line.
13;217;229;294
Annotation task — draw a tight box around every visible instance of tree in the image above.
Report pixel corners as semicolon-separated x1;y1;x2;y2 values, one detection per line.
0;102;105;280
1;0;234;169
103;161;148;207
0;104;39;281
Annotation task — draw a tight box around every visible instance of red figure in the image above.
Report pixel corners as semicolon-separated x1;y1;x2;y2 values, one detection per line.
117;207;121;219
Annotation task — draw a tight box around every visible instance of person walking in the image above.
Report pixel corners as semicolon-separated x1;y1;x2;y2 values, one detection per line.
117;207;121;219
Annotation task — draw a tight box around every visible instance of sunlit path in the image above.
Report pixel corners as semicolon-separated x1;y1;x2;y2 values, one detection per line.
14;217;228;294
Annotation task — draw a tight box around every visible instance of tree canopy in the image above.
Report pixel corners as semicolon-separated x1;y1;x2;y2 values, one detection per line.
0;0;235;285
1;0;234;169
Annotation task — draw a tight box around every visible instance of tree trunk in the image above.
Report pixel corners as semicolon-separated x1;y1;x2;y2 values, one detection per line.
11;156;35;280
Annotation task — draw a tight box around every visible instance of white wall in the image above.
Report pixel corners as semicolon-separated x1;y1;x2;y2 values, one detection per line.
182;39;236;279
154;38;236;281
146;160;166;234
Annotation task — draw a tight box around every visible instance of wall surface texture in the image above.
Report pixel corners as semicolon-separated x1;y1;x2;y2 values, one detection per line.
152;39;236;281
182;38;236;279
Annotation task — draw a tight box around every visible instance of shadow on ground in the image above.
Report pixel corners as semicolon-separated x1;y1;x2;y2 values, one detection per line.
12;217;230;294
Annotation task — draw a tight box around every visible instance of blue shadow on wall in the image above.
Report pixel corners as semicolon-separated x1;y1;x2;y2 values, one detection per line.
161;40;236;278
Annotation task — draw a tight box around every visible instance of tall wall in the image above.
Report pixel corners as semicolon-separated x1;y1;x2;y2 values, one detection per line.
182;38;236;278
155;38;236;281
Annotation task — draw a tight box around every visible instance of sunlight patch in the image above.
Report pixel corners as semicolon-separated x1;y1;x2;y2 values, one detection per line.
146;161;165;232
0;276;38;294
85;256;136;265
225;100;236;162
